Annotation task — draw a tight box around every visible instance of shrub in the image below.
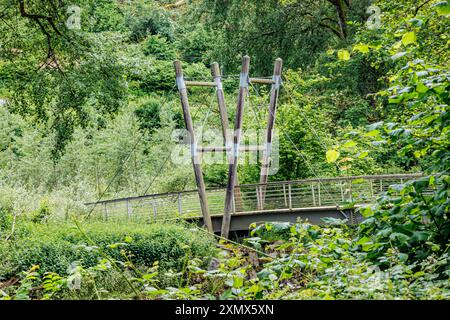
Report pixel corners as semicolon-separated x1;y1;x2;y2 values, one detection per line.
0;221;216;280
143;35;176;61
134;98;162;132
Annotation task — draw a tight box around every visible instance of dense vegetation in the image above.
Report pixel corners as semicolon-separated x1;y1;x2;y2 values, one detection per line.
0;0;449;300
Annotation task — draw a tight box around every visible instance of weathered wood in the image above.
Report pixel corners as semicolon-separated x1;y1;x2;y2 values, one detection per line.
249;78;276;85
174;60;214;233
258;58;283;210
198;145;265;153
211;62;244;213
222;55;250;238
185;81;217;87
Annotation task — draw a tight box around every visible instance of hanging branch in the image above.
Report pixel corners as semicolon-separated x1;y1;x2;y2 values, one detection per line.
17;0;63;60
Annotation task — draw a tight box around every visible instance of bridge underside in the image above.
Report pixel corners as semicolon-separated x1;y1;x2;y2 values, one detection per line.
184;206;358;233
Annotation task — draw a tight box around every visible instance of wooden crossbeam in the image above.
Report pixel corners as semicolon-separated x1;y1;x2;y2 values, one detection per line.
185;81;217;87
198;145;265;153
249;78;276;85
185;78;276;87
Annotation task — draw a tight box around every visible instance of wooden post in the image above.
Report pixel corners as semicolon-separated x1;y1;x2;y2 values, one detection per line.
174;60;214;233
258;58;283;210
211;62;244;212
283;184;287;207
222;55;250;238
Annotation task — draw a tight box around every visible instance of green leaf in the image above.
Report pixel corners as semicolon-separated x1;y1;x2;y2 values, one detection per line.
398;253;409;262
353;44;370;54
401;32;416;46
358;151;369;159
433;1;450;15
326;149;340;163
337;50;350;61
359;206;373;218
416;82;428;93
413;177;430;193
411;231;431;242
390;232;410;244
342;140;357;149
365;129;380;138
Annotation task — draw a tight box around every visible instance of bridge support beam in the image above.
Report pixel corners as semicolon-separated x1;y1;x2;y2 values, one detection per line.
174;60;214;233
211;62;244;213
222;56;251;238
258;58;283;210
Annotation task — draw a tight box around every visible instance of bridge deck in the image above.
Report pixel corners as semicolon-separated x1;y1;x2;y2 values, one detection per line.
85;174;421;229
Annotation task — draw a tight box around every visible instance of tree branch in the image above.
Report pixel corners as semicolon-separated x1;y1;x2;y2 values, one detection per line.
319;22;344;39
414;0;432;16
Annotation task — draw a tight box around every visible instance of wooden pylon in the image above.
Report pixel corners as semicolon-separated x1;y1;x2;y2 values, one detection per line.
221;55;251;238
173;60;214;233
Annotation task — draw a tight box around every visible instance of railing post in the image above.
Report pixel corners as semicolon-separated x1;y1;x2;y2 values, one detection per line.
177;193;183;215
369;180;374;199
288;184;292;210
349;181;353;202
318;184;321;206
340;182;344;202
380;179;383;192
311;184;316;206
283;184;288;207
152;198;157;221
127;200;133;219
104;203;108;222
256;186;261;210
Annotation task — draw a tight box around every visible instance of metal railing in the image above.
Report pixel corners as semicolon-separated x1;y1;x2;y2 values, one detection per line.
85;174;422;222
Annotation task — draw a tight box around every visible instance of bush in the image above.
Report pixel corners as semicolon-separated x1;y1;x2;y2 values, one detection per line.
0;221;216;280
143;35;176;61
134;98;162;132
